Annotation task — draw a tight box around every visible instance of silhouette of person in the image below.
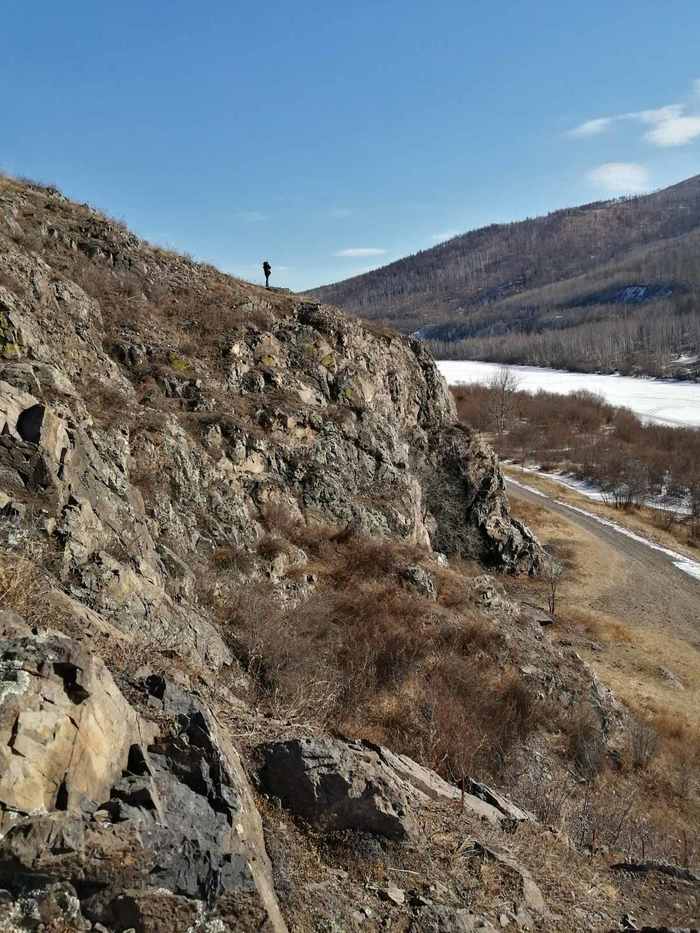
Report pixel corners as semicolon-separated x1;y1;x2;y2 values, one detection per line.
263;260;271;288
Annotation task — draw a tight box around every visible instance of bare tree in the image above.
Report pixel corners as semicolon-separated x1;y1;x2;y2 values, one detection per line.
544;558;564;617
488;366;519;437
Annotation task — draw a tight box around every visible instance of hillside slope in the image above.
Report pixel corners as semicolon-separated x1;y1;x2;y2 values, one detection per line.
311;175;700;376
0;175;697;931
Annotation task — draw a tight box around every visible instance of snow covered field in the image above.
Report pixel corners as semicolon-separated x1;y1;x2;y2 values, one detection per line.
438;360;700;429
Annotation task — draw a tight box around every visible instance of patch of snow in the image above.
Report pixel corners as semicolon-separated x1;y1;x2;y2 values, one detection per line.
508;464;690;515
439;360;700;429
506;476;700;584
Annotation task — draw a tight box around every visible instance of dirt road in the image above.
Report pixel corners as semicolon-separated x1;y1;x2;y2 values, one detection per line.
508;478;699;600
505;477;700;725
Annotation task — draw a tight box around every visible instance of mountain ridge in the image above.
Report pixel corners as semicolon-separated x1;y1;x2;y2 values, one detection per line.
310;175;700;376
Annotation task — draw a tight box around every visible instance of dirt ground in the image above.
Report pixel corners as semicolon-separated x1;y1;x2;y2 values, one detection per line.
504;475;700;737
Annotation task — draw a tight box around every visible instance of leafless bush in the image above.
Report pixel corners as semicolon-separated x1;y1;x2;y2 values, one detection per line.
256;534;291;561
566;708;606;780
629;717;660;771
544;558;564;616
220;527;541;781
212;544;257;575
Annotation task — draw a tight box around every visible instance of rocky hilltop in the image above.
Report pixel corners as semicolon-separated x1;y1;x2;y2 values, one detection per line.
0;176;694;932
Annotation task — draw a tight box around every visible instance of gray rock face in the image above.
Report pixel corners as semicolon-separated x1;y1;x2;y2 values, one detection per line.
0;182;540;673
257;737;530;838
0;622;286;932
400;563;438;599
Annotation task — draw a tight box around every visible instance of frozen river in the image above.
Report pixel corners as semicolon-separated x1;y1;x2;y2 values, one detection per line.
437;360;700;429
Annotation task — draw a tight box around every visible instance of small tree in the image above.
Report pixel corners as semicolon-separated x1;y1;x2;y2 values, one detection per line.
488;366;519;438
544;558;564;617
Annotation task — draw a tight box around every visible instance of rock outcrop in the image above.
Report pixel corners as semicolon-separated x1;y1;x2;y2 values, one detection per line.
257;737;531;838
0;618;286;931
0;179;540;656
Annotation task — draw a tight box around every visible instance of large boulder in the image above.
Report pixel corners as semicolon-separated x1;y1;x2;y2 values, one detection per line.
0;613;143;832
0;620;287;932
257;736;531;839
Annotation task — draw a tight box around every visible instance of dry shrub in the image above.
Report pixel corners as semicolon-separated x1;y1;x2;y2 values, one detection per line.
212;545;256;575
0;547;46;624
422;659;538;779
452;383;700;524
223;548;539;781
566;707;606;779
258;501;302;539
256;534;291;561
629;716;660;771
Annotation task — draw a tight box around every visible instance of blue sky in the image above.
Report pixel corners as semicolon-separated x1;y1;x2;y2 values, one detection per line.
2;1;700;290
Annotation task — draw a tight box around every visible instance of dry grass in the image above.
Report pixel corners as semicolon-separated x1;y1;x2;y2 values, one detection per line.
0;544;47;625
213;518;542;782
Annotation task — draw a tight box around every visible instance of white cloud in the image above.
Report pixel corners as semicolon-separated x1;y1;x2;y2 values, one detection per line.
569;81;700;148
569;117;616;138
431;231;459;241
630;104;684;125
587;162;651;195
334;247;386;257
644;115;700;147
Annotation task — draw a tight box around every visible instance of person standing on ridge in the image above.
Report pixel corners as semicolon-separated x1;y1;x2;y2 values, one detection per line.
262;260;271;288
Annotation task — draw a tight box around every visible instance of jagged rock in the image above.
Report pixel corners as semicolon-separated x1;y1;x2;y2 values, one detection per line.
0;881;91;931
467;843;547;918
380;883;406;906
0;618;143;832
400;564;437;599
0;626;287;932
425;428;542;572
611;861;700;883
257;737;530;838
464;780;535;824
467;575;520;615
258;737;418;839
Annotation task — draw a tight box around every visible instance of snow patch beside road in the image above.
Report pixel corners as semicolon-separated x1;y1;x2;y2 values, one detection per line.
506;476;700;583
508;464;690;515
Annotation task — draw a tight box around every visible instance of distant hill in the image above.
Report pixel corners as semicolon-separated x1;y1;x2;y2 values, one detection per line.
310;176;700;378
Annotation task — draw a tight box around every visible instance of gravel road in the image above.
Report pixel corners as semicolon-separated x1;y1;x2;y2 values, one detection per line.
506;479;700;648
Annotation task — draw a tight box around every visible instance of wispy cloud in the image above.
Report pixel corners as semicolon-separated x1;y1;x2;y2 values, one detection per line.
431;230;459;242
586;162;650;195
569;117;616;138
236;210;267;222
334;247;386;257
569;81;700;148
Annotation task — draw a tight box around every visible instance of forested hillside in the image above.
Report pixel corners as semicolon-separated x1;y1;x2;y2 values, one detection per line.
311;175;700;377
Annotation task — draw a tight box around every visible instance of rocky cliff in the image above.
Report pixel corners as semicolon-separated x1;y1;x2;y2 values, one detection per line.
0;176;540;664
0;176;688;932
